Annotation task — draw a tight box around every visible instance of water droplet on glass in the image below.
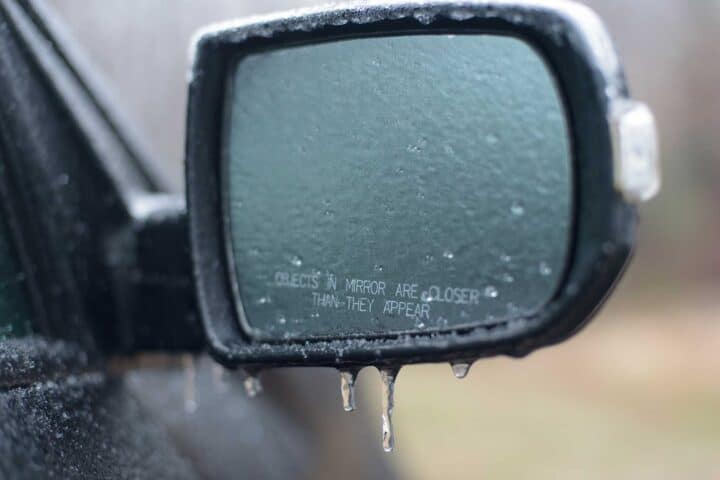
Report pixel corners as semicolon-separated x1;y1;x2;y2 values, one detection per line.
339;369;358;412
484;286;499;298
248;247;260;256
423;254;435;264
256;296;271;305
486;134;499;145
501;273;514;284
374;264;384;272
510;201;525;216
395;167;405;175
290;255;303;267
539;262;552;276
277;314;287;325
500;254;512;263
442;250;455;260
243;372;263;398
414;318;426;329
379;367;400;453
436;316;449;328
182;355;197;413
451;361;472;379
407;137;427;153
420;291;434;303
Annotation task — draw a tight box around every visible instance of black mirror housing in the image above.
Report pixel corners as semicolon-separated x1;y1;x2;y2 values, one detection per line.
185;1;659;369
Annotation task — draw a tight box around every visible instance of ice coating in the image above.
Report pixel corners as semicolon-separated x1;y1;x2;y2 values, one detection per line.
226;34;572;340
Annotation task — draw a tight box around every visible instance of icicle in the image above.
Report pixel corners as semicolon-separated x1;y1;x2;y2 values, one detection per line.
339;369;358;412
379;367;400;453
451;361;472;379
211;363;228;393
181;354;197;413
242;369;263;397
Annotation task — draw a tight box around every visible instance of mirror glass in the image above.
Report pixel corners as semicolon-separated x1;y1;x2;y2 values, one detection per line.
225;34;572;340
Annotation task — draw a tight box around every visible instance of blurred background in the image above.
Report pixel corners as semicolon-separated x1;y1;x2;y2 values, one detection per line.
47;0;720;478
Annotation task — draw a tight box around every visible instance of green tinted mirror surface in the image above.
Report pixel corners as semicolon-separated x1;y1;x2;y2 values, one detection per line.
226;34;572;340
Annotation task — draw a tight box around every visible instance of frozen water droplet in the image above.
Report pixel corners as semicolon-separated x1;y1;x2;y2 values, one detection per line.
511;201;525;216
374;264;384;272
339;369;358;412
379;367;400;453
442;250;455;260
484;286;499;298
290;255;303;267
451;361;472;379
256;296;271;305
243;372;263;398
414;317;426;329
182;355;197;413
211;364;228;394
407;137;427;153
277;314;287;325
413;11;434;24
539;262;552;276
420;291;434;303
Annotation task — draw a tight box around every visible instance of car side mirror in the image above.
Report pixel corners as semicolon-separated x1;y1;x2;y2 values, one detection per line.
185;1;659;451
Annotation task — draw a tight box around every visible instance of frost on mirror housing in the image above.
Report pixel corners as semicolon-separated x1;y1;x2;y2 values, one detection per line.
186;1;659;368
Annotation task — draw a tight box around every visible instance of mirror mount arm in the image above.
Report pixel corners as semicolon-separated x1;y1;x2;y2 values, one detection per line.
103;194;205;354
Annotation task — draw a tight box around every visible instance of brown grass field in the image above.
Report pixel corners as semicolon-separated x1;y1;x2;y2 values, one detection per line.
354;291;720;479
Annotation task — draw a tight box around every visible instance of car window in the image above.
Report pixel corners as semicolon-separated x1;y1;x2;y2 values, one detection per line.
0;205;32;339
